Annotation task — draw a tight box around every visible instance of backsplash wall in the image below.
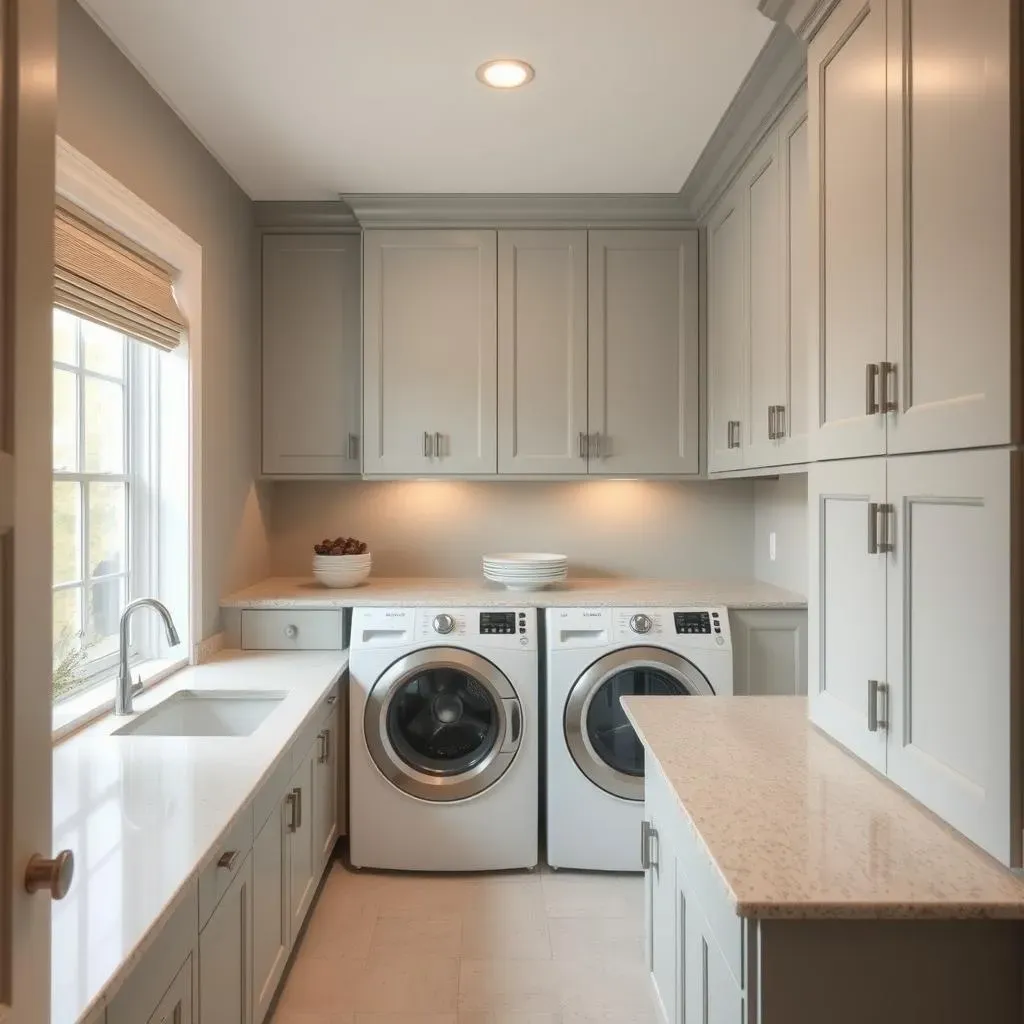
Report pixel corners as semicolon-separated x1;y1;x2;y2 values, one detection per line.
270;480;758;580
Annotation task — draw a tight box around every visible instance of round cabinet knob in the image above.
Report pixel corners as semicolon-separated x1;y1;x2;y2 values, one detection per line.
284;624;298;639
630;614;653;635
432;613;455;635
25;850;75;900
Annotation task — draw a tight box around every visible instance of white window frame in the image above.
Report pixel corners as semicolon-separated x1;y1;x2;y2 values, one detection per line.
53;139;204;739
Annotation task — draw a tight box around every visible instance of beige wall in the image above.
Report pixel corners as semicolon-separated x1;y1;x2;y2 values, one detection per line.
57;0;269;638
270;479;758;580
752;474;807;595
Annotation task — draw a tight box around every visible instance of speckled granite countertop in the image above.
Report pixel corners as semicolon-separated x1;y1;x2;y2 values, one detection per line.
621;696;1024;920
221;576;807;610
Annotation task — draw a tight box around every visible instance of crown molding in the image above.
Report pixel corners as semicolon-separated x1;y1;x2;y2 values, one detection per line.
342;193;695;229
680;23;807;222
254;200;360;231
758;0;840;41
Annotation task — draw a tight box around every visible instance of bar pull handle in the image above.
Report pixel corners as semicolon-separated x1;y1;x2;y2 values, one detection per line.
434;431;443;458
640;819;658;870
878;502;895;554
423;431;432;458
867;679;889;732
775;405;786;440
348;433;359;461
768;406;775;440
590;432;602;459
578;431;587;459
867;502;879;554
880;361;898;413
286;791;298;833
217;850;240;871
292;787;303;829
865;363;880;415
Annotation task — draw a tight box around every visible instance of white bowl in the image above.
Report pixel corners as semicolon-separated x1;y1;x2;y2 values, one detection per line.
313;552;371;563
313;564;371;589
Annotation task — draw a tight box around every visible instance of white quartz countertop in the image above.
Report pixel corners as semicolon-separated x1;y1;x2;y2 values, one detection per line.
51;649;348;1024
221;576;806;610
621;696;1024;920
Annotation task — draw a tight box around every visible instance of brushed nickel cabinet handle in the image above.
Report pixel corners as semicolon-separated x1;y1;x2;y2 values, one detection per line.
640;820;658;870
590;432;602;459
880;361;898;413
867;502;879;554
293;786;303;829
776;405;786;439
434;431;443;458
865;363;880;415
286;791;298;833
578;431;586;459
878;502;895;554
217;849;240;871
348;433;359;460
868;679;889;732
25;850;74;899
423;431;432;458
767;406;774;440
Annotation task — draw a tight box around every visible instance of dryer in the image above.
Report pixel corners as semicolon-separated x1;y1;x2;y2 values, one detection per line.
546;606;732;872
349;606;538;872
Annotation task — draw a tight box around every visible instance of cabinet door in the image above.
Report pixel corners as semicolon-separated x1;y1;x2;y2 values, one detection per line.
497;230;588;475
808;0;888;461
707;188;747;473
683;904;744;1024
148;956;193;1024
199;853;252;1024
288;752;317;936
252;800;289;1024
778;90;811;465
730;609;808;697
312;717;338;870
588;230;699;475
262;234;361;475
645;812;677;1024
743;131;785;470
363;229;497;475
885;0;1014;454
808;458;888;773
886;450;1018;864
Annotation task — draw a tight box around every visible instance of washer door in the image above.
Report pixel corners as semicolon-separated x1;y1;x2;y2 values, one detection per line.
565;647;714;801
365;647;523;802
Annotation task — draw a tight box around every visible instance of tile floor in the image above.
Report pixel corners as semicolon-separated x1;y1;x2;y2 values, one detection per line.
271;857;658;1024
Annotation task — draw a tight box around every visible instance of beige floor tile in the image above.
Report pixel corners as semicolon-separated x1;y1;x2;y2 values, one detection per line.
461;903;552;960
354;953;461;1013
561;1012;657;1024
458;1014;561;1024
547;916;644;963
458;960;564;1014
557;960;654;1015
370;914;464;957
539;871;643;920
372;875;481;918
466;878;548;918
353;1015;458;1024
276;956;365;1014
301;903;379;959
272;1011;354;1024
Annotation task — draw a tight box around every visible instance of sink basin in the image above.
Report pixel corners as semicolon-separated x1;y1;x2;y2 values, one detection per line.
114;690;286;738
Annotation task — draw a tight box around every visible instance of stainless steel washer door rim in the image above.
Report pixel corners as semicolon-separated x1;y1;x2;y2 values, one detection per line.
565;646;714;801
364;647;523;802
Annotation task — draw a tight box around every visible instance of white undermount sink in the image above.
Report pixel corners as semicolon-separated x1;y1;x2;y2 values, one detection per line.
113;689;287;738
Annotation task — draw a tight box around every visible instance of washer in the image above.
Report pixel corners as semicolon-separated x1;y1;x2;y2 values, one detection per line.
546;606;733;872
349;606;538;871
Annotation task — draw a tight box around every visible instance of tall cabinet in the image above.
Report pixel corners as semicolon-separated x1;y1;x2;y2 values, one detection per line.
806;0;1023;866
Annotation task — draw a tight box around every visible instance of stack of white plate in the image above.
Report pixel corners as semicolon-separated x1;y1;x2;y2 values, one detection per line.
482;553;568;591
312;553;372;589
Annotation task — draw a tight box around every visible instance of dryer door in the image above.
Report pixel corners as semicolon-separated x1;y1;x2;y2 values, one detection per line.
565;647;714;801
365;647;523;802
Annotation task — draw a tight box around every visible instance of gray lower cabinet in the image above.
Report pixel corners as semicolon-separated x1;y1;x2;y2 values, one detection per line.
148;957;193;1024
729;609;807;697
312;714;339;868
252;796;290;1024
288;750;318;939
199;854;252;1024
261;234;362;476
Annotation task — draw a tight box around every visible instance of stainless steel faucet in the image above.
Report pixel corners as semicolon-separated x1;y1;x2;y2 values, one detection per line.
115;598;181;716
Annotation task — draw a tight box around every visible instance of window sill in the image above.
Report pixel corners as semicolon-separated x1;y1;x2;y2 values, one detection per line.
52;656;188;742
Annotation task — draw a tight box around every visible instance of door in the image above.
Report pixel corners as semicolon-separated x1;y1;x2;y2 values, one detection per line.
684;903;744;1024
808;0;889;460
1;1;58;1021
364;647;522;802
287;754;316;939
588;230;699;475
886;0;1014;454
645;765;678;1024
565;648;714;802
497;230;588;475
808;458;888;773
778;90;811;465
147;956;193;1024
252;801;289;1024
312;714;338;869
706;187;747;473
363;229;497;475
743;130;785;470
199;853;251;1024
886;450;1018;865
261;234;361;475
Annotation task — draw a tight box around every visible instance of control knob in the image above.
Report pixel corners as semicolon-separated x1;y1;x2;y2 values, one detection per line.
432;613;455;635
630;613;652;635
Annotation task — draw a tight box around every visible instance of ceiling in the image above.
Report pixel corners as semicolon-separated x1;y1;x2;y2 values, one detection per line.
79;0;773;199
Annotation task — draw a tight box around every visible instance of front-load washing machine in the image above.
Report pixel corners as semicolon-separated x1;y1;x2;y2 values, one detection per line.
546;606;732;872
349;606;538;871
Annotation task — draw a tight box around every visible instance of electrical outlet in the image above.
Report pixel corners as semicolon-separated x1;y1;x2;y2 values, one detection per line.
769;531;777;562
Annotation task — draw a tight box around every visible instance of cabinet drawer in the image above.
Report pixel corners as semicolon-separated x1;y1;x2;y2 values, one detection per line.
293;683;340;771
648;760;744;989
240;609;343;650
198;805;254;928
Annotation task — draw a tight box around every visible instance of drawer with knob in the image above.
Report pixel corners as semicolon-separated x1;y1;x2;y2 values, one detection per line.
198;805;254;928
240;609;344;651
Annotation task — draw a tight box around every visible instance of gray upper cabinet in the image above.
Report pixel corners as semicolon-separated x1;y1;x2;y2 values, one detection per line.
261;234;361;476
587;230;699;476
363;229;498;476
497;230;588;475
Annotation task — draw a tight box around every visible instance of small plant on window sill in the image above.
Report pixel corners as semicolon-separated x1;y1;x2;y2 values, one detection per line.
52;628;90;702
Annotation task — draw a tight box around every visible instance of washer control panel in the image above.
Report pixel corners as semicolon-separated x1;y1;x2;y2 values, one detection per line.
432;613;456;634
629;613;652;635
480;611;518;635
673;611;724;637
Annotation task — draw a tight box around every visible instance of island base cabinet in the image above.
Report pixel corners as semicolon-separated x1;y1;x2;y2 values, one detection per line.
683;901;743;1024
199;853;252;1024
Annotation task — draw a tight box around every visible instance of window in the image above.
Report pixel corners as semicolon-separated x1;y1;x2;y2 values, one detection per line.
52;308;157;701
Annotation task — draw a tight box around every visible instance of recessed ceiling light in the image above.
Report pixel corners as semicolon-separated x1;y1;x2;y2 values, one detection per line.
476;59;535;90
